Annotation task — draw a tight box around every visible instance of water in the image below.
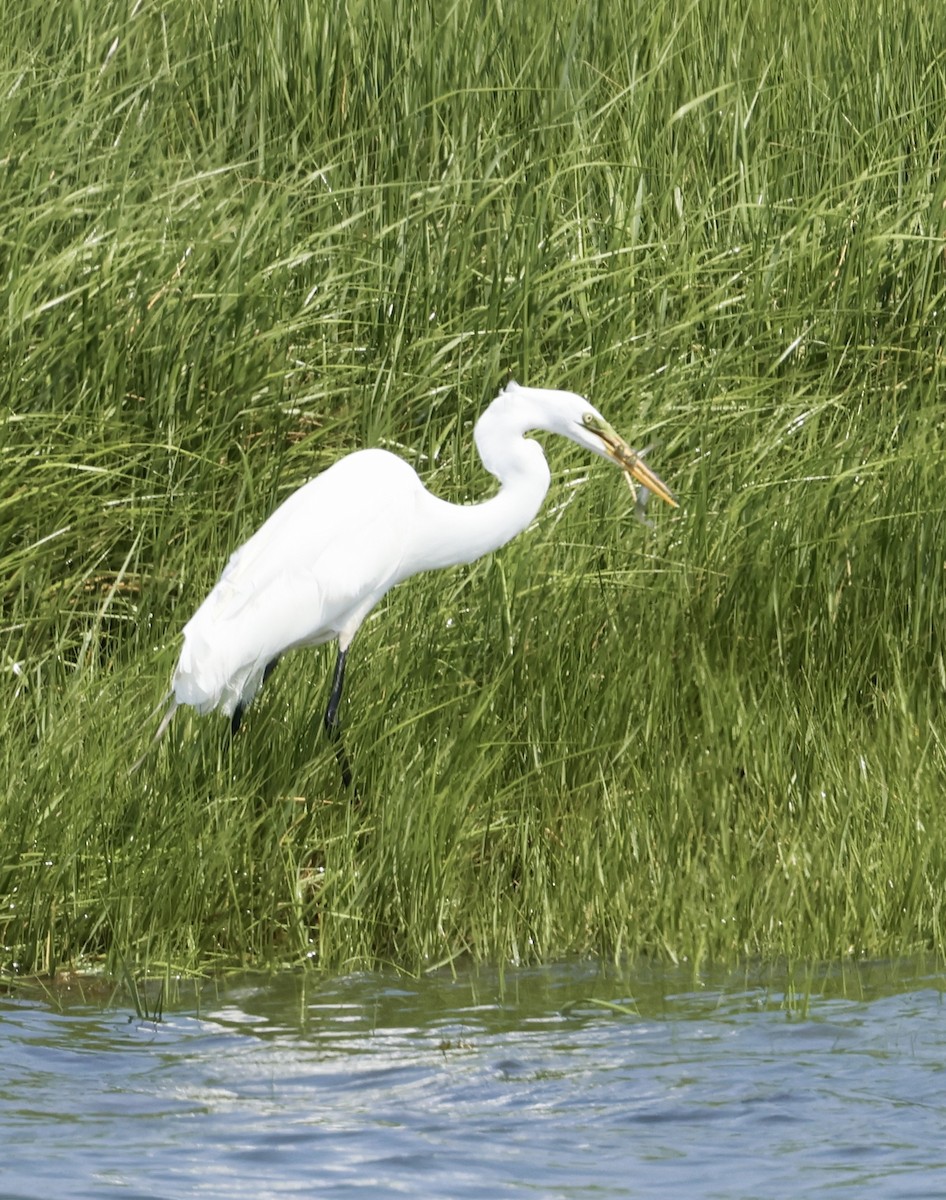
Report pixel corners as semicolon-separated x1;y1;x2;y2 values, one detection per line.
1;960;944;1199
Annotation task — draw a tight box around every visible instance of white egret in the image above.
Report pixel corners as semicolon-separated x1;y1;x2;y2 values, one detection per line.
137;382;676;782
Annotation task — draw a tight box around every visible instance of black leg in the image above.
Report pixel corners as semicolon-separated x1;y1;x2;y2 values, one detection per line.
324;647;348;734
228;657;278;746
324;646;355;790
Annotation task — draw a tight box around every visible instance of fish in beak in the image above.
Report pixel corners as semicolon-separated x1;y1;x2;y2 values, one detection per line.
583;413;678;509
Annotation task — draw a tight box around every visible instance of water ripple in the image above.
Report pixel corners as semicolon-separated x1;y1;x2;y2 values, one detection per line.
1;962;944;1198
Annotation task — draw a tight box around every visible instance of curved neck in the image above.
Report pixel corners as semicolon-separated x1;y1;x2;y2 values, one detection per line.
427;444;551;568
396;383;608;580
409;402;554;573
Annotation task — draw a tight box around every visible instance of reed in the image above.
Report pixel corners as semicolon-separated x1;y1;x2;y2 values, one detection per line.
1;0;944;976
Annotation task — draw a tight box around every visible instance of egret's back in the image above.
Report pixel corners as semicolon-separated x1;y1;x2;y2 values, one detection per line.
172;449;423;716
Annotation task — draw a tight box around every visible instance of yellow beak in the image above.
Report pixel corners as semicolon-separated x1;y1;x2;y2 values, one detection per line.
593;419;678;508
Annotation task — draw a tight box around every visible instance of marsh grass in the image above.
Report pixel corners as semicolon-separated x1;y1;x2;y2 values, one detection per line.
2;0;945;976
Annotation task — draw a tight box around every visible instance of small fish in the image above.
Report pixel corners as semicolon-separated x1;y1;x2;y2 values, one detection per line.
624;474;655;529
616;443;670;529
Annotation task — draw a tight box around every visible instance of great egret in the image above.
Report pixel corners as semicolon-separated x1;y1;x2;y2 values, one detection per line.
137;382;676;781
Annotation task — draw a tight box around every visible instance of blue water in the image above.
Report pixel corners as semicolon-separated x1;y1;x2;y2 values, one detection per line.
1;961;944;1198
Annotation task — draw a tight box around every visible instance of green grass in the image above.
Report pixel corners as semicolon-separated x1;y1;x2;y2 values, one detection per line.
1;0;945;977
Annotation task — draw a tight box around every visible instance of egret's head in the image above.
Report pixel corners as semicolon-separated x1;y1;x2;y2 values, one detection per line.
574;409;678;509
488;382;678;508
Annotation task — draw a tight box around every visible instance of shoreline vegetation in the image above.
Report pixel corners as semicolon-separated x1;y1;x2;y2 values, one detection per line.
2;0;944;978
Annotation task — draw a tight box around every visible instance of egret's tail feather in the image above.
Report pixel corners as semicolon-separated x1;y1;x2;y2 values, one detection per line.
128;694;180;776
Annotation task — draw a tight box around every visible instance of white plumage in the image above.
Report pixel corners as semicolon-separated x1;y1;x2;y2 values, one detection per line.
174;449;421;718
137;382;676;780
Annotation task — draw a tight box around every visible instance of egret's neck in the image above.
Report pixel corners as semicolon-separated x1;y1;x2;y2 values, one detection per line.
414;432;552;572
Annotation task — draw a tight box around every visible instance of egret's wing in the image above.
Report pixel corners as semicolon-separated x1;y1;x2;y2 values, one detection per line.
175;449;422;713
232;493;414;651
216;450;406;591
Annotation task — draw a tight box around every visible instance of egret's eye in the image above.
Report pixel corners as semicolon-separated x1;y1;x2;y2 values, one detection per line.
582;412;599;430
